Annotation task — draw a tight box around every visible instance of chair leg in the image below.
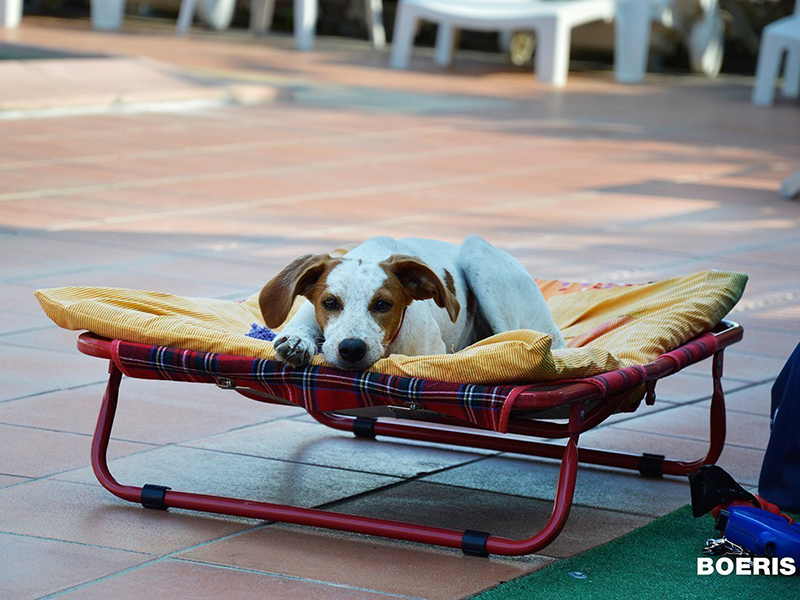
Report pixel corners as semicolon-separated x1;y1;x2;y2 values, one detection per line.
294;0;317;51
783;49;800;98
434;24;456;66
90;364;580;557
781;168;800;200
498;30;513;53
364;0;386;49
389;3;417;69
614;0;651;83
753;37;783;106
535;18;571;87
1;0;23;28
250;0;276;34
175;0;197;36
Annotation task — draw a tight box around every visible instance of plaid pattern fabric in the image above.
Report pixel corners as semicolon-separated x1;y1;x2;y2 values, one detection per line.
110;328;725;433
112;339;519;432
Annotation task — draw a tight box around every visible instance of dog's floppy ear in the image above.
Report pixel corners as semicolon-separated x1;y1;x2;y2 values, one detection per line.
260;254;332;328
383;255;460;323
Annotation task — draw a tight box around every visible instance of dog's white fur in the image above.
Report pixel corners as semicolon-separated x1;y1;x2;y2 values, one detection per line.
262;235;565;370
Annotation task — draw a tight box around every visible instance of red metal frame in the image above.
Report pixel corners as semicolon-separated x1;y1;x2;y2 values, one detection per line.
83;320;742;557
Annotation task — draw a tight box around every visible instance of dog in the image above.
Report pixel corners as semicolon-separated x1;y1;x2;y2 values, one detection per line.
260;235;565;370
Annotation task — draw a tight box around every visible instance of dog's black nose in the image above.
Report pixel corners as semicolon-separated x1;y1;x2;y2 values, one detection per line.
338;339;367;363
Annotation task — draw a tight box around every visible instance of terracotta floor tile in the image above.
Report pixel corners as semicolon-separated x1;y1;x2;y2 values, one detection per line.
180;524;551;599
45;229;244;254
126;256;269;289
0;474;31;488
0;324;81;355
579;428;766;485
649;372;750;403
184;419;491;478
0;423;150;478
733;327;800;359
0;310;50;336
0;380;300;445
702;382;773;417
0;533;150;599
0;283;56;317
609;403;771;450
66;558;389;599
0;377;50;403
56;445;400;507
0;343;109;401
0;235;160;282
0;479;253;554
0;16;798;597
332;481;651;559
682;350;787;383
423;453;689;517
19;271;253;300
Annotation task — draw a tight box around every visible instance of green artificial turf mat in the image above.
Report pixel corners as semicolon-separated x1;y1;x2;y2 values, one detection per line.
475;505;798;599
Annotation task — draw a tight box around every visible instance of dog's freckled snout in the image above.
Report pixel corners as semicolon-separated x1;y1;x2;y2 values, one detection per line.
338;338;367;363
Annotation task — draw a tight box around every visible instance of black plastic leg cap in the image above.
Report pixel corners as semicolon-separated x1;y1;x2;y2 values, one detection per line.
462;530;490;557
141;484;170;510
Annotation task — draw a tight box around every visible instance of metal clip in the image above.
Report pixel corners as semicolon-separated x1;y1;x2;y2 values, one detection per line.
215;377;236;391
703;537;752;557
387;402;427;420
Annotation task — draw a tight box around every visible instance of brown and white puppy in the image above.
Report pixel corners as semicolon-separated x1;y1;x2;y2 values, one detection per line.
260;235;564;370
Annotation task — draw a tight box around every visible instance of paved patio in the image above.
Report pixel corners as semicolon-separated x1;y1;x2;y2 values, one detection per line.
1;16;799;599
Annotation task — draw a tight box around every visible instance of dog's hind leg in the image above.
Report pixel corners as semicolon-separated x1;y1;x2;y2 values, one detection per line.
458;235;565;349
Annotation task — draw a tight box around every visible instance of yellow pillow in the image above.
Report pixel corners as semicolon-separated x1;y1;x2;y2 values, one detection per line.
35;270;746;385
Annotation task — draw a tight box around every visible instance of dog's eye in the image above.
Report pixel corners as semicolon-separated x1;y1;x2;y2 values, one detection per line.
322;298;339;310
373;299;392;313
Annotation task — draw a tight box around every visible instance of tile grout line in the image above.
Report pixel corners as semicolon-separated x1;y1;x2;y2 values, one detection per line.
0;136;566;205
0;529;156;557
603;424;770;452
171;558;420;599
0;380;109;405
418;479;668;520
0;122;464;172
33;444;487;599
594;376;777;430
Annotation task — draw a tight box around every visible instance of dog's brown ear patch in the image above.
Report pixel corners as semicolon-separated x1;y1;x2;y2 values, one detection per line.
382;255;460;323
260;254;334;328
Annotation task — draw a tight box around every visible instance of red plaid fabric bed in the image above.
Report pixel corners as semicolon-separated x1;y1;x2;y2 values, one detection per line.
109;331;718;433
111;340;520;432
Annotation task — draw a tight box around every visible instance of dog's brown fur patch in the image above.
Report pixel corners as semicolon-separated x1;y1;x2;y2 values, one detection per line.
373;268;414;345
443;269;456;296
260;255;341;328
381;255;460;323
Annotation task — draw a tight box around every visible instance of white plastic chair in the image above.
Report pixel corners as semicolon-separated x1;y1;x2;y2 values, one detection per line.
177;0;386;51
0;0;22;28
782;169;800;199
389;0;653;87
752;1;800;105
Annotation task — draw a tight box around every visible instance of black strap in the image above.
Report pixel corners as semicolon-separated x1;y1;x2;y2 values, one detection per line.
462;530;490;557
638;453;665;477
141;484;170;510
352;417;376;439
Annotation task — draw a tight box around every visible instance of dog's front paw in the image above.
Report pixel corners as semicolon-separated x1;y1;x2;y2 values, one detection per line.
273;334;317;368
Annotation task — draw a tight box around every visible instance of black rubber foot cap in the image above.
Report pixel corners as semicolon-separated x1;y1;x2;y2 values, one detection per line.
141;484;170;510
638;453;665;478
353;417;376;439
462;530;490;557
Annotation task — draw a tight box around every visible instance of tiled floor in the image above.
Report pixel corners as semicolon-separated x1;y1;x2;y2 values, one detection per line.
1;16;799;600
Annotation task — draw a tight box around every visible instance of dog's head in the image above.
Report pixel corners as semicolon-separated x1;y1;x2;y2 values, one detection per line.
260;254;460;369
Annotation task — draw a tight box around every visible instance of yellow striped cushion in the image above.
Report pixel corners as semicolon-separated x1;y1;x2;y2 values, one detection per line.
34;270;746;385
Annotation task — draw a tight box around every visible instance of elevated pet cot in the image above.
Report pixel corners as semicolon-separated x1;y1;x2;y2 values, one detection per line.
38;271;746;557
